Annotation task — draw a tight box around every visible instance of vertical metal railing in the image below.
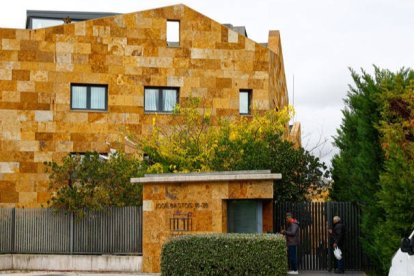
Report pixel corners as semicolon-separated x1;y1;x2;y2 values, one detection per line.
0;206;142;254
0;208;13;253
274;201;370;271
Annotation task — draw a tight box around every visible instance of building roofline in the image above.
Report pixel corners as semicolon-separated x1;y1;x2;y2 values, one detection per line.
131;170;282;184
26;10;119;29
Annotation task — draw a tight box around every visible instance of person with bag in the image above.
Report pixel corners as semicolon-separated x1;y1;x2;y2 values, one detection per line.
281;212;300;275
329;216;345;274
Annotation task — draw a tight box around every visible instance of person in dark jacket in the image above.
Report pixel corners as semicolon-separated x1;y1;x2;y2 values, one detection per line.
329;216;345;274
282;212;300;275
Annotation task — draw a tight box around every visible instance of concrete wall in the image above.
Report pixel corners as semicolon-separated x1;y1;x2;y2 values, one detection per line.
0;255;12;270
0;254;142;272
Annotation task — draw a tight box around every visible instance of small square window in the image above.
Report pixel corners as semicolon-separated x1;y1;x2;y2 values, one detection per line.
144;87;178;113
167;20;180;47
71;84;108;111
239;90;252;115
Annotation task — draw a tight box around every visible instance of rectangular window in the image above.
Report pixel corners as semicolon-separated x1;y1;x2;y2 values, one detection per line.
239;90;252;115
71;84;108;111
31;18;64;29
144;87;178;113
167;20;180;47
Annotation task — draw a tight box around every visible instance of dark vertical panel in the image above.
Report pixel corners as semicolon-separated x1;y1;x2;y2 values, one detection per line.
1;207;142;255
0;208;13;253
274;201;370;271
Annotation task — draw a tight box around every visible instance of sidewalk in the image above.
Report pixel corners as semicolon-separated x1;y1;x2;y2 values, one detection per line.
300;271;366;275
0;272;160;276
0;271;366;276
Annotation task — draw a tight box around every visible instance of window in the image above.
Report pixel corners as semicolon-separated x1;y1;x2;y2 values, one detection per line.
144;87;178;113
239;90;252;115
70;152;108;160
71;84;108;111
167;20;180;47
31;18;64;29
227;200;263;233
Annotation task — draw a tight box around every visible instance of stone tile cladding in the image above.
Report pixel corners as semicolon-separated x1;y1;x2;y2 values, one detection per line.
142;180;274;272
0;4;288;207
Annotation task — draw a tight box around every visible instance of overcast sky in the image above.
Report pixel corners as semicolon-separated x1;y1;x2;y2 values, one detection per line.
1;0;414;166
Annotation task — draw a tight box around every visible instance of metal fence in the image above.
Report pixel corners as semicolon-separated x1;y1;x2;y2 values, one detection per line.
0;207;142;254
275;202;370;271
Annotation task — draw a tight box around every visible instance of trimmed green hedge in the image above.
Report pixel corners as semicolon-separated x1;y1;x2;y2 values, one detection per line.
161;233;287;275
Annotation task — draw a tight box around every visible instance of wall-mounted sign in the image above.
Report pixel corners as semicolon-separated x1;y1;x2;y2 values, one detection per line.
170;211;192;234
155;202;209;209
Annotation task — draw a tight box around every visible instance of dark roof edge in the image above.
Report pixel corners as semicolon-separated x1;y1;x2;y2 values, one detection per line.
26;10;119;29
223;23;248;37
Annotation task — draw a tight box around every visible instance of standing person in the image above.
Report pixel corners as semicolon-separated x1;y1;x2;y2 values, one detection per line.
282;212;300;275
329;216;345;274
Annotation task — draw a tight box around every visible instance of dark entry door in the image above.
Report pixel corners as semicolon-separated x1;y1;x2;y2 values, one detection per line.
227;200;262;233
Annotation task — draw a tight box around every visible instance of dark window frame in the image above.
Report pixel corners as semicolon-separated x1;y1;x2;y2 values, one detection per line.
70;84;108;111
166;20;180;47
70;152;109;160
144;86;179;113
26;10;118;29
239;89;252;115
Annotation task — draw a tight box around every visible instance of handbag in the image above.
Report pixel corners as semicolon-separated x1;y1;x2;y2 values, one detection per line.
334;246;342;260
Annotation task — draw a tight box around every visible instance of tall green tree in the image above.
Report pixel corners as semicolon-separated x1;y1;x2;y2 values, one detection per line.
331;68;385;269
373;70;414;272
332;67;414;274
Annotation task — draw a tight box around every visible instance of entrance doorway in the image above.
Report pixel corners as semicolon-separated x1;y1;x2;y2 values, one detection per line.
227;200;263;233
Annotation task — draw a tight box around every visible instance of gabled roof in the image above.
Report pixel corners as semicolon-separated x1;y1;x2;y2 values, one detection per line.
223;24;248;37
26;10;119;29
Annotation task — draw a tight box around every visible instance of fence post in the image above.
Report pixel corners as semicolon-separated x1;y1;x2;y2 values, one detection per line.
11;208;15;254
70;212;74;254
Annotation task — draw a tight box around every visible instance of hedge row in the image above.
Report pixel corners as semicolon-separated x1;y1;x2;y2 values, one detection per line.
161;233;287;275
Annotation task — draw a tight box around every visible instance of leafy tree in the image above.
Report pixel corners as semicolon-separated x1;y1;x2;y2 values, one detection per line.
332;67;414;274
212;121;328;201
269;141;328;202
331;68;385;269
373;70;414;272
331;68;384;203
47;98;327;215
137;97;217;173
136;98;328;201
46;152;144;217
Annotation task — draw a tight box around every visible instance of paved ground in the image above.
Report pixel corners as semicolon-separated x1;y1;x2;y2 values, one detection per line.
0;272;159;276
300;271;366;275
0;271;366;276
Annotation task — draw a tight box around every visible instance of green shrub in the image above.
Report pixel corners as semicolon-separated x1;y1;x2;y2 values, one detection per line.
161;233;287;276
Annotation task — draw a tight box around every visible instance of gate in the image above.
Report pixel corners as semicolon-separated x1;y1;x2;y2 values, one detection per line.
274;202;370;271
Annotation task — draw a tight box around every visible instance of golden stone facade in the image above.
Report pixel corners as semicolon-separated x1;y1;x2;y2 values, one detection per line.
132;171;278;273
0;4;289;207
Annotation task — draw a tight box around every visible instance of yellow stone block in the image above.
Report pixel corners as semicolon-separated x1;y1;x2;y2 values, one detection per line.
18;141;39;152
18;191;37;204
30;70;48;82
74;43;91;54
56;42;74;53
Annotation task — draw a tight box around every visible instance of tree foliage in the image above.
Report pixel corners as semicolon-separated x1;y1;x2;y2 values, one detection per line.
332;67;414;274
373;70;414;272
45;152;145;217
136;98;328;201
46;98;328;215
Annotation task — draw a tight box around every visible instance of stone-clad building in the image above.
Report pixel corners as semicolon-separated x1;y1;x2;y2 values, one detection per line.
0;4;292;207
